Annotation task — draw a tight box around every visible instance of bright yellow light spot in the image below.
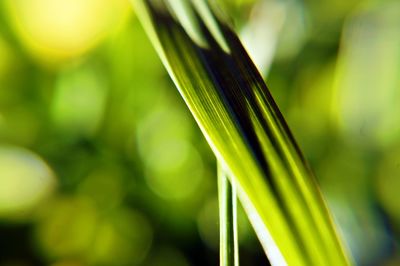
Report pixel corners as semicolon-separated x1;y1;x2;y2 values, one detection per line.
4;0;129;63
0;146;56;219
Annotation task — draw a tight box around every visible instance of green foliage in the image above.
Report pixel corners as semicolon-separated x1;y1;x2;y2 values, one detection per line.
132;0;352;265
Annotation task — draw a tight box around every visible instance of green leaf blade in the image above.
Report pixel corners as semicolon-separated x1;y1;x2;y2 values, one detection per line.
132;1;353;265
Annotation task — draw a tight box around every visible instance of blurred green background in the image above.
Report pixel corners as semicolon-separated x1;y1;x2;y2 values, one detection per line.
0;0;399;265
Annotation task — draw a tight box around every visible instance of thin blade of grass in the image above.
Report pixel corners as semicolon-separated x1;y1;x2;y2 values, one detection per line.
218;162;239;266
132;1;352;265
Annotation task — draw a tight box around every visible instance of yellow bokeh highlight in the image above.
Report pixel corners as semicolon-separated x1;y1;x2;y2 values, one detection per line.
0;145;56;219
3;0;130;63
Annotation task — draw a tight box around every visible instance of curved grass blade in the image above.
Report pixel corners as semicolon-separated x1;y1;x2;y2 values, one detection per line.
218;162;239;266
131;0;353;265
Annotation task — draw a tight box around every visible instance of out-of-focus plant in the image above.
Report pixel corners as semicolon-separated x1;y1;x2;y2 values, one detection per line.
1;0;400;265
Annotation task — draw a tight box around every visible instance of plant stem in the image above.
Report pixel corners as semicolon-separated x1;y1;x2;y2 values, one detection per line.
218;162;239;266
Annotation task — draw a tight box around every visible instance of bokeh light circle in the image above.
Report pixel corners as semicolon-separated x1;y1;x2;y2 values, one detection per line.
0;145;56;219
144;140;204;200
3;0;129;63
